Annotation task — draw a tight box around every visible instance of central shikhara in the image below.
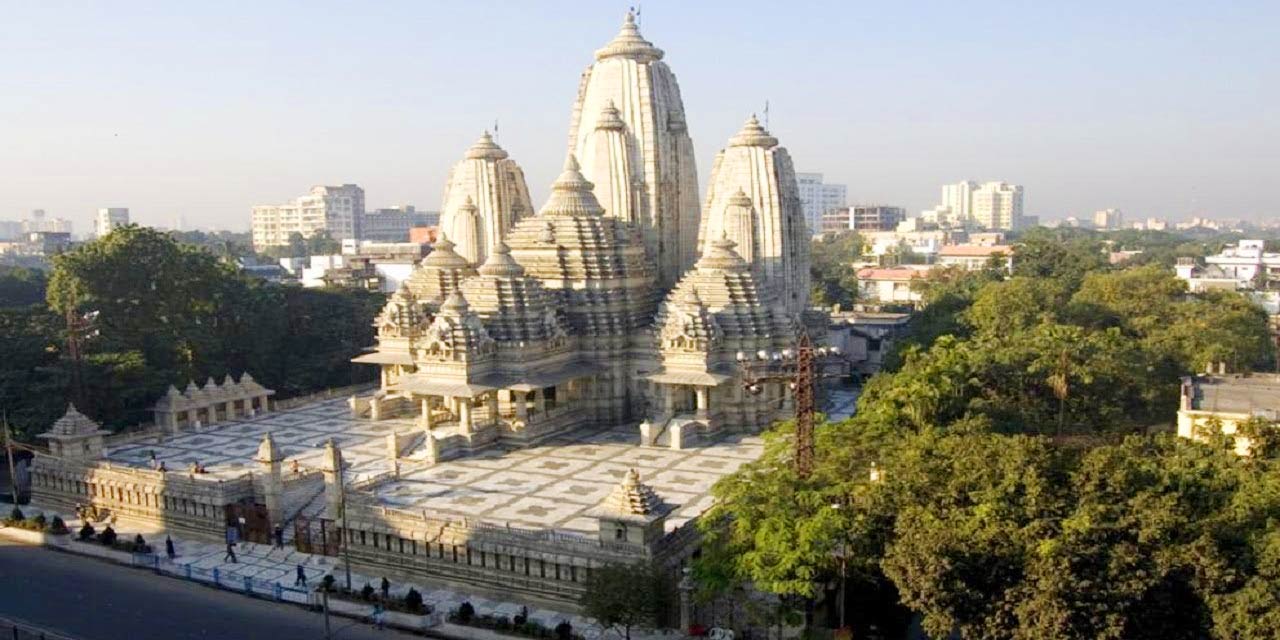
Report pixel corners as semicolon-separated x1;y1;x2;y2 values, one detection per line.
356;13;818;454
30;13;826;611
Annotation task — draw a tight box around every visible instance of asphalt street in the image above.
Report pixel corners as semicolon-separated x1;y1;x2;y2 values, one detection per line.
0;540;421;640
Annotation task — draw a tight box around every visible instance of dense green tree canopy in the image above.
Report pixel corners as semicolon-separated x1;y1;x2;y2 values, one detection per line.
0;226;382;435
809;232;863;309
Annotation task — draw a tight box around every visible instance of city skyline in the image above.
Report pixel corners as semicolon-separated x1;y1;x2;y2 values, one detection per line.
3;1;1276;232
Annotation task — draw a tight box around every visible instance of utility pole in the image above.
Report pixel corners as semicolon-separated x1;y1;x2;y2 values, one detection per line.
65;306;85;410
321;586;332;639
794;333;815;476
738;331;846;479
3;414;18;507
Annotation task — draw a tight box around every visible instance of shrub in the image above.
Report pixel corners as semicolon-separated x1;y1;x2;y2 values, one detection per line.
97;525;117;546
555;621;574;640
321;574;336;592
403;587;424;613
360;583;375;602
47;516;69;535
8;506;23;522
131;534;152;553
458;601;476;624
32;513;47;529
514;605;529;626
78;522;95;541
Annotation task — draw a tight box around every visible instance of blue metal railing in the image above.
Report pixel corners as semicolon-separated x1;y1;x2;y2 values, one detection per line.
130;553;312;605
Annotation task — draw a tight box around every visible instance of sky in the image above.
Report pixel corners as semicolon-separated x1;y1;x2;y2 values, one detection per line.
2;1;1277;233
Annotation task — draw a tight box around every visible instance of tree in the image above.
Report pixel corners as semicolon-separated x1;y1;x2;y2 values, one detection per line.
809;232;863;309
0;266;48;308
581;562;670;640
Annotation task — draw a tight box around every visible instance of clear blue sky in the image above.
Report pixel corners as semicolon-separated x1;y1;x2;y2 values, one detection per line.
2;0;1276;232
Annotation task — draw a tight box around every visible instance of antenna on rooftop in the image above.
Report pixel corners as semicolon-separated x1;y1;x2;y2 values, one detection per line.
631;4;642;27
494;119;499;144
764;100;770;129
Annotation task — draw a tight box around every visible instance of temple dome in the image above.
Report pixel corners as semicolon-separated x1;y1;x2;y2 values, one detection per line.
538;155;604;218
728;114;779;148
505;154;655;333
421;290;496;361
657;237;794;346
405;234;478;305
460;245;567;345
594;12;664;62
465;131;509;160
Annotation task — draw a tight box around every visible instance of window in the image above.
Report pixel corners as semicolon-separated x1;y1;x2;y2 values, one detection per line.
615;526;625;541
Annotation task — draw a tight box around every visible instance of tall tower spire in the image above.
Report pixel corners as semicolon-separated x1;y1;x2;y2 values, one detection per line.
439;131;534;266
567;12;700;289
698;116;810;314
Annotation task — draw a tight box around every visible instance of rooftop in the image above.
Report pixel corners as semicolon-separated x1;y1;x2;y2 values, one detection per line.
1186;373;1280;417
938;244;1013;257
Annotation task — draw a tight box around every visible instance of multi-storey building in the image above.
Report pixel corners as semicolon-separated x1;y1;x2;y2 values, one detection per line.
23;210;74;235
969;182;1023;230
796;173;847;234
822;205;906;233
95;208;129;237
252;185;365;249
363;206;437;243
935;181;1024;230
1093;208;1124;230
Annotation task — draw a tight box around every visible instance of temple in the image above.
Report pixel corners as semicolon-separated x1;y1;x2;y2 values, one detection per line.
27;12;829;613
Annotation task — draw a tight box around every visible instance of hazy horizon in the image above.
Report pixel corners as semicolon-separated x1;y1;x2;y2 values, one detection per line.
3;1;1276;234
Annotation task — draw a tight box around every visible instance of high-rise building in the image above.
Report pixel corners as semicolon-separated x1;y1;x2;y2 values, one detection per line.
937;181;1023;230
95;208;130;237
251;185;364;249
796;173;847;234
820;205;906;233
1093;208;1124;230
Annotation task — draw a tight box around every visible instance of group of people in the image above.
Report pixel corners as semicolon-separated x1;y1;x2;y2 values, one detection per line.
146;450;207;474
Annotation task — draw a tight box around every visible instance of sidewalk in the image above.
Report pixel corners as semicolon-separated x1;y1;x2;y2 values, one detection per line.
7;504;678;640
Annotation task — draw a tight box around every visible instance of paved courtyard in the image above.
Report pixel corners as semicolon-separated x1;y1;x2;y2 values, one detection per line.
106;399;405;481
372;426;763;534
106;398;765;535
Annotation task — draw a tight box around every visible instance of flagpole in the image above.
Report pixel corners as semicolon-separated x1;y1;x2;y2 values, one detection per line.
3;412;18;508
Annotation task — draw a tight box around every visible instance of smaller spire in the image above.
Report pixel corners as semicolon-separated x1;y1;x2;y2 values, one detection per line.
256;432;283;463
596;100;626;131
477;242;527;277
440;289;471;314
538;154;605;218
696;234;751;273
539;220;557;244
465;130;509;160
728;114;779;148
600;468;667;517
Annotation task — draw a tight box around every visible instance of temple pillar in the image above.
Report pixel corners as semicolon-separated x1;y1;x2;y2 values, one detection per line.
322;439;343;521
695;387;709;419
514;392;528;420
420;397;433;430
256;434;284;528
459;400;473;435
380;366;389;389
487;393;499;426
535;390;547;416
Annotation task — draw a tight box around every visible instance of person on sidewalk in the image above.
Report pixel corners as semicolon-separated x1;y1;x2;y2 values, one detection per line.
165;535;175;560
370;603;385;631
274;524;285;550
224;542;237;563
295;564;307;587
380;576;390;601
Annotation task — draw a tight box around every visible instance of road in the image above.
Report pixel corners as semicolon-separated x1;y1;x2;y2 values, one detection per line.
0;540;422;640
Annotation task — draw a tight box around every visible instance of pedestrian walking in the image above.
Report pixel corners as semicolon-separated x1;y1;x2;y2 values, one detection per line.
295;563;307;587
165;535;175;560
224;542;237;563
274;524;285;550
371;603;385;631
380;576;390;601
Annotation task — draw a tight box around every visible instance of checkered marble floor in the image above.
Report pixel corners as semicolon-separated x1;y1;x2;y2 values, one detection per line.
106;397;765;536
368;426;762;535
106;399;405;481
